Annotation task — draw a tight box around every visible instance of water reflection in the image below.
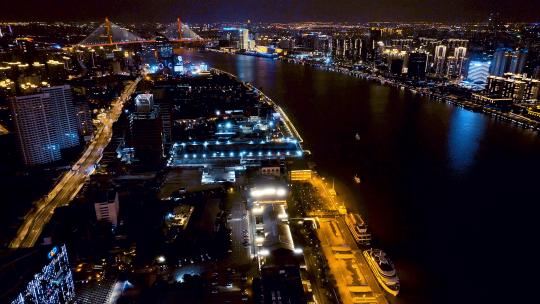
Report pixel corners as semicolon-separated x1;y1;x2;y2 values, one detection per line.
447;108;486;173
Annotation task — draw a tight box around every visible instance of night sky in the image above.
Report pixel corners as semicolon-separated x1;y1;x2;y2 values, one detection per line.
1;0;539;23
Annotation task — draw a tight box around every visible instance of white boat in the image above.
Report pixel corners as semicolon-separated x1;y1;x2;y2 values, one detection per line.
363;249;400;296
354;175;361;184
355;133;361;141
344;213;371;246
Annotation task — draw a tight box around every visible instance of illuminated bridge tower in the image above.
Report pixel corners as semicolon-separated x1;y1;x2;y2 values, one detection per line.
105;17;113;45
177;17;183;41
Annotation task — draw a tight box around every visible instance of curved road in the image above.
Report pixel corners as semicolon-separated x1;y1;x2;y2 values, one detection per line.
9;78;140;249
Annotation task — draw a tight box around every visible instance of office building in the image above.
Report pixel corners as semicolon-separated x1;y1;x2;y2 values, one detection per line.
240;29;250;50
434;45;447;75
447;39;468;49
407;51;428;78
134;93;154;112
333;36;361;60
46;60;67;83
94;190;120;226
11;245;76;304
384;49;406;75
490;48;528;76
11;93;60;165
74;101;94;139
10;85;79;166
509;49;528;75
130;94;163;167
40;85;79;149
486;73;540;102
367;28;382;62
461;55;492;90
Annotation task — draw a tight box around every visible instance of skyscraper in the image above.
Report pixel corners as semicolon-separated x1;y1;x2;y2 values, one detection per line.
434;45;447;75
10;85;79;166
463;58;492;90
490;48;512;76
407;51;428;78
40;85;79;149
11;245;76;304
130;94;163;168
11;93;61;165
239;29;250;50
509;49;528;75
490;48;528;76
93;190;120;227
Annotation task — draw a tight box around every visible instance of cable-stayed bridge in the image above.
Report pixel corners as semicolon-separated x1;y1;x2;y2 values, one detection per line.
78;18;204;47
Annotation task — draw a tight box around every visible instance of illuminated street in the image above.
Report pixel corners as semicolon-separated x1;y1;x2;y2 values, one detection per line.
9;78;140;248
307;175;388;304
2;6;540;303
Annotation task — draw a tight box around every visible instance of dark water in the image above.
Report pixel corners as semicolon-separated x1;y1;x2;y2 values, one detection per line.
180;49;540;303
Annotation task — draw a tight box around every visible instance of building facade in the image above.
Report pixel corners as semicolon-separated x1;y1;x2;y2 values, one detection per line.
10;85;79;165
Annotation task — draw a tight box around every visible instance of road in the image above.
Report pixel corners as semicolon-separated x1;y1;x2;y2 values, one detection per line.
9;78;140;249
304;174;388;304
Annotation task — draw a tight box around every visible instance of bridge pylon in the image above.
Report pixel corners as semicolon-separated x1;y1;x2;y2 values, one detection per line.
177;17;183;41
105;17;113;44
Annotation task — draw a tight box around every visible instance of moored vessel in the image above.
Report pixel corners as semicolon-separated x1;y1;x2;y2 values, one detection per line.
344;213;371;246
363;249;400;296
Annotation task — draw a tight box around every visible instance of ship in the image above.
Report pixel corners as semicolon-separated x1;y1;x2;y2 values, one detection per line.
344;213;371;246
363;249;400;296
354;175;361;184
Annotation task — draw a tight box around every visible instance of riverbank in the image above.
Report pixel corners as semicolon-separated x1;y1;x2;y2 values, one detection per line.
178;48;540;304
206;48;540;132
213;66;392;303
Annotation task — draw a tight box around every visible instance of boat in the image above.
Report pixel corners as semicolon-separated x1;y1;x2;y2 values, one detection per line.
354;175;361;184
355;133;361;141
344;213;371;246
363;249;400;296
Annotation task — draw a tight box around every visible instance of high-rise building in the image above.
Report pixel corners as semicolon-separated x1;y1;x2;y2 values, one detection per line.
10;85;79;166
332;36;361;60
490;48;528;76
368;28;383;62
490;48;512;76
454;47;467;60
462;58;492;90
239;29;250;50
434;44;446;59
444;48;467;80
40;86;79;149
434;45;447;75
509;49;528;75
130;94;163;168
134;93;154;112
11;245;76;304
486;73;540;102
407;51;428;78
384;49;406;75
11;94;61;165
46;60;67;83
447;39;468;49
74;101;94;139
94;190;120;226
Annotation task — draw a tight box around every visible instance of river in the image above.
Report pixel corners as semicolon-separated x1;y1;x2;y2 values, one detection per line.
179;49;540;304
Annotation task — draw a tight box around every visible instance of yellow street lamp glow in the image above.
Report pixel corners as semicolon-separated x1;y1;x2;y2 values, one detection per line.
250;187;287;198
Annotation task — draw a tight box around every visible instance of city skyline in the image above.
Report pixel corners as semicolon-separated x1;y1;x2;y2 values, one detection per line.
1;0;540;23
2;9;540;304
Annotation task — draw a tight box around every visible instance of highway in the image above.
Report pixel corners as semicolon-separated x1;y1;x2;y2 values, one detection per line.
9;78;140;249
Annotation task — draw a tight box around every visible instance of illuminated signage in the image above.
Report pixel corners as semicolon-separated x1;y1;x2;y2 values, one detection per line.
47;246;58;259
